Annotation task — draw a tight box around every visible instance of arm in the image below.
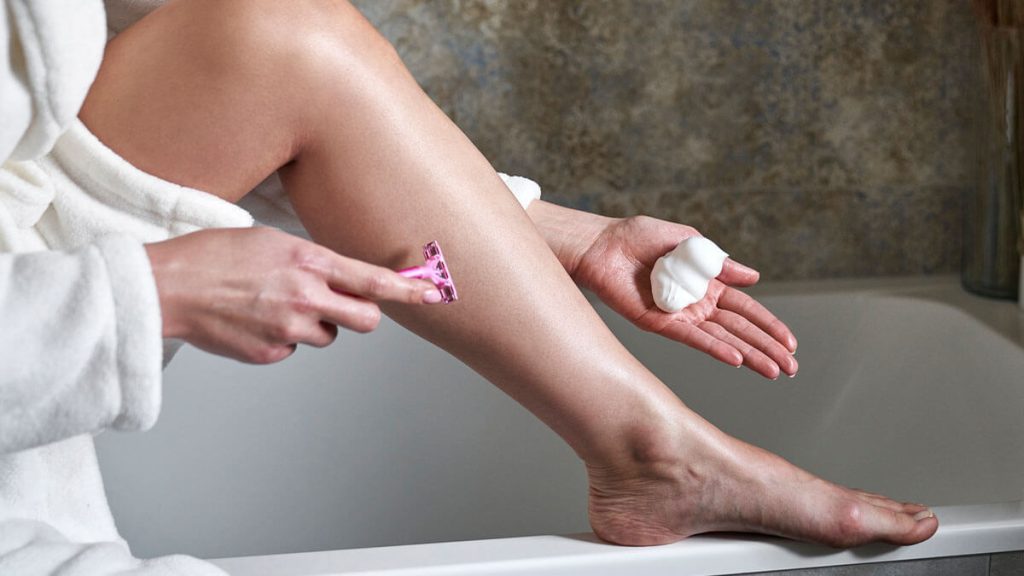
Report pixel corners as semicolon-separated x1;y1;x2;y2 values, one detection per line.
524;200;799;379
0;227;442;455
523;200;610;278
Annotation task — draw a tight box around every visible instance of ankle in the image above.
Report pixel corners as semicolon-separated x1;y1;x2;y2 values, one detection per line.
583;402;750;495
581;404;691;476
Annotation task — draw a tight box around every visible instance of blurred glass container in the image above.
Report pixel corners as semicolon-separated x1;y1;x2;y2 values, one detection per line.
964;0;1024;299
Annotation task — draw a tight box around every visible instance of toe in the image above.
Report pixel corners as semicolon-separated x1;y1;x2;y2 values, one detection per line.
852;490;904;512
858;502;939;546
851;490;932;517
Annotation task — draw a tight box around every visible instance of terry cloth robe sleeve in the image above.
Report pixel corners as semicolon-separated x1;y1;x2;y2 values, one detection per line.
0;235;163;454
0;0;164;454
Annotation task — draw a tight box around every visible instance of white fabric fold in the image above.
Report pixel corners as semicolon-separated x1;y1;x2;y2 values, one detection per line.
0;519;227;576
36;120;254;250
4;0;106;161
98;236;163;432
0;161;55;228
0;1;32;164
0;114;254;574
498;172;542;210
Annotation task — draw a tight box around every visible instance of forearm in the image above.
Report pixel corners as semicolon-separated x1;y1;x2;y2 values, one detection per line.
524;200;614;283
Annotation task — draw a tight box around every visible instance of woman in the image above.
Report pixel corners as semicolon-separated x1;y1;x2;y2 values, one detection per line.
0;1;937;573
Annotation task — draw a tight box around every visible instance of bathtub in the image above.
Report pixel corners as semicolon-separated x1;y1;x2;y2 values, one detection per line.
94;275;1024;575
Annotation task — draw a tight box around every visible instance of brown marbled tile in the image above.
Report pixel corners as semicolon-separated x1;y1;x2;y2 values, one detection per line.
587;185;962;280
353;1;977;280
814;2;977;189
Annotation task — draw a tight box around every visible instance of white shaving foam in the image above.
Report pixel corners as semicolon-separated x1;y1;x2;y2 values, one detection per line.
650;237;728;313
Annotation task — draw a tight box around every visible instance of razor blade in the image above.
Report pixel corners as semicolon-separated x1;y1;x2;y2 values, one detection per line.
397;241;458;303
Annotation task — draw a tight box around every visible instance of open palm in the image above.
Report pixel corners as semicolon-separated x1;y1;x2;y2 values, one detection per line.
573;215;798;379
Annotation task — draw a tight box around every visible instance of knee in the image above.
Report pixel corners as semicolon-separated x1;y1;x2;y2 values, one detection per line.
197;0;403;89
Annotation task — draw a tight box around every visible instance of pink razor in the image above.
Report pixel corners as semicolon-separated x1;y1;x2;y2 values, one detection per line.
398;241;458;303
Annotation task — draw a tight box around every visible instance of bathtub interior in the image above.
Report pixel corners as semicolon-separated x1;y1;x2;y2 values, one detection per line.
94;277;1024;561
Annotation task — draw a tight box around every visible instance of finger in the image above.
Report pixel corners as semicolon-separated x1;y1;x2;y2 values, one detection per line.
699;320;781;379
314;250;441;305
248;344;297;365
712;309;798;376
315;292;384;334
218;332;295;365
658;321;744;367
718;258;760;287
717;288;798;353
268;316;339;349
299;321;339;349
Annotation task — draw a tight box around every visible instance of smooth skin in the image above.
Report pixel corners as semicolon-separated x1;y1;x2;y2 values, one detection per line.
82;0;937;548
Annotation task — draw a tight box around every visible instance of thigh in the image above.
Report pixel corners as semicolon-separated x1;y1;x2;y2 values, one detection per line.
80;0;311;202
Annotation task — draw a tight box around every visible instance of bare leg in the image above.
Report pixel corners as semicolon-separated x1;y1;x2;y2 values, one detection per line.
81;0;937;547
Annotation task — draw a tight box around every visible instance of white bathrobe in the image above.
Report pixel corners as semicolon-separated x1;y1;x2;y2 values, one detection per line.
0;2;540;574
0;1;248;574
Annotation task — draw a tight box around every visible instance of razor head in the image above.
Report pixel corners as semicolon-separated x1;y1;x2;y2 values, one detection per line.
422;241;458;303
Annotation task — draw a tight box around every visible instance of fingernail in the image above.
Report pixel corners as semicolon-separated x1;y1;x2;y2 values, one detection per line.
913;510;934;521
423;289;443;304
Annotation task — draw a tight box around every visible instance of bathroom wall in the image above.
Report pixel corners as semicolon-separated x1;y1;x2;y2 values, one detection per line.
353;0;977;280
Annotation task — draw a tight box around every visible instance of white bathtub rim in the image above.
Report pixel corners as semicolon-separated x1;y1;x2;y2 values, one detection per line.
210;501;1024;576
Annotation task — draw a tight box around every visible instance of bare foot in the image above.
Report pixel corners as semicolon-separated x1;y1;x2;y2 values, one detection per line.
586;414;939;548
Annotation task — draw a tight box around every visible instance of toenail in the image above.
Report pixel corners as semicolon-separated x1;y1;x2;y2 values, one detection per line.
913;510;934;521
